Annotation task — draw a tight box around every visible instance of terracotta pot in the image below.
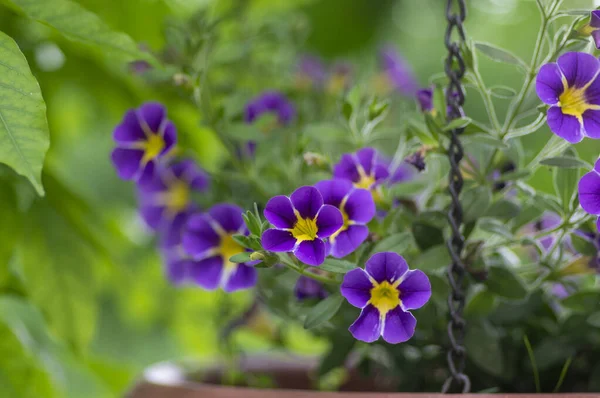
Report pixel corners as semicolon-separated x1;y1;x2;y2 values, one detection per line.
126;355;597;398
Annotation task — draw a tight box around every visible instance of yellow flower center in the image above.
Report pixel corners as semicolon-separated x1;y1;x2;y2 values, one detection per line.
219;234;245;268
165;181;189;214
354;174;376;190
142;133;165;163
290;211;319;242
559;85;589;118
369;281;401;316
329;204;350;243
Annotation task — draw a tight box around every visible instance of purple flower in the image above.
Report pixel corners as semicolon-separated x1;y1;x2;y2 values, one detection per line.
162;249;192;286
532;212;561;250
261;186;344;266
578;158;600;231
535;52;600;143
314;179;375;258
341;252;431;344
296;55;327;87
244;91;296;126
138;159;209;247
584;10;600;49
181;204;257;292
416;87;433;112
333;148;390;191
111;102;177;186
294;275;328;300
379;46;419;96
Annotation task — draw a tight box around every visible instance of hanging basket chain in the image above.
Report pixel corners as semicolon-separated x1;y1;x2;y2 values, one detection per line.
442;0;470;394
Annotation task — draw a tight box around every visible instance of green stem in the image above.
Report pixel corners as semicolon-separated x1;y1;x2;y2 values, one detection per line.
278;254;340;285
469;70;502;134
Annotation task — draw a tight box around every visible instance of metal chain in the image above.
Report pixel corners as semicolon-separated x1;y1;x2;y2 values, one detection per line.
441;0;470;394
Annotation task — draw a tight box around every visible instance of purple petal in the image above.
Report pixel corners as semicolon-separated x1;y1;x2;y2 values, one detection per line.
209;204;244;233
595;158;600;174
373;163;390;181
137;161;157;187
171;159;209;191
416;88;433;112
294;239;326;266
330;225;369;258
261;229;296;252
189;256;224;290
165;257;190;285
138;102;166;132
290;186;323;219
536;63;564;105
365;252;409;284
381;307;416;344
333;154;360;182
113;110;146;143
295;276;328;300
592;30;600;50
182;214;221;257
546;106;584;143
583;109;600;138
223;264;257;292
159;211;190;249
314;179;353;208
557;52;599;89
597;216;600;232
341;268;373;308
348;304;382;343
592;10;600;29
315;205;343;238
399;270;431;310
139;202;166;230
356;147;376;175
578;170;600;214
161;121;177;154
344;188;375;223
111;148;143;180
264;195;296;229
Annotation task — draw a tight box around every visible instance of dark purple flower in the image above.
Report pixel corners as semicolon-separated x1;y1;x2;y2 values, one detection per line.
315;179;375;258
532;212;561;250
341;252;431;344
296;55;327;87
111;102;177;186
333;147;390;191
578;158;600;231
492;161;516;191
404;150;426;172
128;60;151;75
416;88;433;112
244;91;296;126
586;10;600;49
379;46;419;96
294;275;328;300
535;52;600;143
138;159;209;247
261;186;344;266
181;204;257;292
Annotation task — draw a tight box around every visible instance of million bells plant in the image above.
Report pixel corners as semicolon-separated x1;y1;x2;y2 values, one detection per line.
2;0;600;396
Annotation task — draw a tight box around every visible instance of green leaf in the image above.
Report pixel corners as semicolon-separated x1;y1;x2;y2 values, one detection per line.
0;31;49;195
485;265;528;300
465;288;497;317
540;156;590;169
505;114;546;139
424;112;443;139
570;233;597;256
587;312;600;328
0;184;21;282
303;294;344;329
443;117;472;131
319;259;356;274
226;123;265;141
478;218;512;238
553;149;580;212
304;123;347;143
372;232;413;256
412;222;444;251
489;85;517;99
562;291;600;313
413;244;451;272
462;186;492;222
484;199;521;220
2;0;157;65
229;252;252;263
464;134;508;149
475;41;527;68
465;323;504;377
318;332;355;376
432;85;446;123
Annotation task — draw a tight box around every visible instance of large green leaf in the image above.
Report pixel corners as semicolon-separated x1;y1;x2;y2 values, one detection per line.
0;31;49;195
2;0;157;64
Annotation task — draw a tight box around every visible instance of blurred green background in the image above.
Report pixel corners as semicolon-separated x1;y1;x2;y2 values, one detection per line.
0;0;598;396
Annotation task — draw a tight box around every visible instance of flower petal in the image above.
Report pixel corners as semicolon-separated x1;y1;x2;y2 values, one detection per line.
138;160;157;187
356;147;376;175
139;203;166;230
159;211;190;249
344;188;375;223
290;186;323;219
189;256;224;290
138;102;166;133
341;268;373;308
111;148;143;180
381;307;416;344
223;264;257;292
536;63;564;105
161;121;177;154
295;276;327;300
209;203;244;233
348;304;382;343
333;153;360;182
592;10;600;29
546;106;584;143
114;109;146;143
165;257;190;285
365;252;409;284
592;30;600;51
578;170;600;214
261;229;296;252
399;270;431;310
582;109;600;138
315;204;343;238
182;214;221;257
330;225;369;258
264;195;296;229
557;52;600;88
314;179;352;208
294;239;326;266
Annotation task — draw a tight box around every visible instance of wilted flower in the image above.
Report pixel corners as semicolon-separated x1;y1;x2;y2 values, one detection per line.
181;204;257;292
535;52;600;143
111;102;177;186
404;149;427;172
341;252;431;344
294;275;328;300
379;46;419;96
261;186;343;266
578;159;600;230
315;179;375;258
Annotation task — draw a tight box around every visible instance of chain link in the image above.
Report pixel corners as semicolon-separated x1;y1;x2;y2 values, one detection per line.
441;0;470;394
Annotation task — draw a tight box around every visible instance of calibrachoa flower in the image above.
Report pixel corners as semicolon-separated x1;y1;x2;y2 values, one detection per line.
535;52;600;143
296;55;327;88
415;86;461;117
181;204;257;292
261;186;343;266
333;147;390;191
580;10;600;49
315;179;375;258
138;159;209;248
294;275;328;300
578;159;600;231
379;46;419;96
111;102;176;185
341;252;431;344
244;91;296;126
